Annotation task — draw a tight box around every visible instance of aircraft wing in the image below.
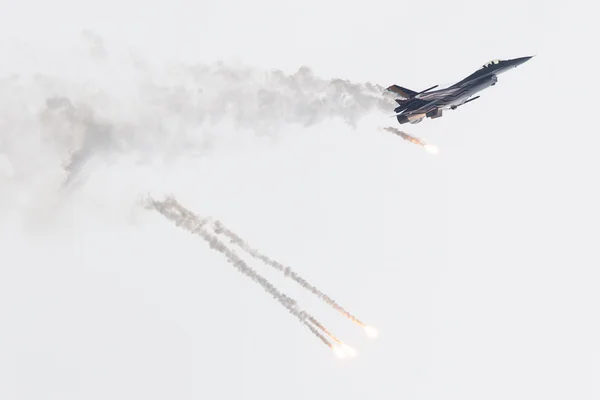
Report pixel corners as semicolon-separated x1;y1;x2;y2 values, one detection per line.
405;88;463;113
415;87;461;100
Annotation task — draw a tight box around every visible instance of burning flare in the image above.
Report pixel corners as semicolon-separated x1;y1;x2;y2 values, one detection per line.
333;346;347;359
424;144;439;155
364;326;379;338
332;343;358;359
340;343;357;357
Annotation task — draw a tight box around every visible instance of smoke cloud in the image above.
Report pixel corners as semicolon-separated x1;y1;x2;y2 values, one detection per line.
1;33;382;359
1;33;394;200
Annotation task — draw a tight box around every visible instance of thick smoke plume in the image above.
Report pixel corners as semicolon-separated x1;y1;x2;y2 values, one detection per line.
1;33;395;198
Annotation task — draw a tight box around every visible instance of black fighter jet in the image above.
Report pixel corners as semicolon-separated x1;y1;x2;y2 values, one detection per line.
387;56;533;125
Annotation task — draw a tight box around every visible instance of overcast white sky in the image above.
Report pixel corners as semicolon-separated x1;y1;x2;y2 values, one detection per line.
1;0;598;399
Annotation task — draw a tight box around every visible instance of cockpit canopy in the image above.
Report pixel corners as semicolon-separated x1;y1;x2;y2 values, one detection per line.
482;59;501;69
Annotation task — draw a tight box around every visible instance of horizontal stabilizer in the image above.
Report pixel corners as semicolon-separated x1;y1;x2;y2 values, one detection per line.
386;85;418;99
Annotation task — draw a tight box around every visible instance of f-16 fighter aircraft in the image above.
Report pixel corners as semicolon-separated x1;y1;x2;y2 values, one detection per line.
387;56;533;125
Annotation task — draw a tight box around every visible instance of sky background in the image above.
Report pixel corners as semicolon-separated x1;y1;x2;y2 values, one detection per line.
1;0;598;399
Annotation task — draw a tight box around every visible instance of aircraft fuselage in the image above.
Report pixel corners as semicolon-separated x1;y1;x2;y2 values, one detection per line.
389;56;532;125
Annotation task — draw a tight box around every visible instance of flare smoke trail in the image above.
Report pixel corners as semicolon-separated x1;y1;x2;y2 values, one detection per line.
144;196;335;349
212;220;369;328
307;316;342;344
383;126;439;154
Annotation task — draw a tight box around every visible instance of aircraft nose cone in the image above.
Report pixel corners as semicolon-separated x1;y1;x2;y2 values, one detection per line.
512;56;534;66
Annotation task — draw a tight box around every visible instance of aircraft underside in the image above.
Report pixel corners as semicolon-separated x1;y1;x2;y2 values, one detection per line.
395;75;498;125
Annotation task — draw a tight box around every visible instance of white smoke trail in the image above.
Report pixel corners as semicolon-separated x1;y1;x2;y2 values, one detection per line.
144;195;334;349
0;33;395;197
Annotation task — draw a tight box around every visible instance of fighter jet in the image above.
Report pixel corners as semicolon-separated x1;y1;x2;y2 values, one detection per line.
387;56;533;125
